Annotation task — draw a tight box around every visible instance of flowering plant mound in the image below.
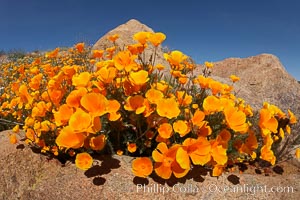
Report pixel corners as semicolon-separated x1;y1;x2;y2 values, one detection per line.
0;31;299;179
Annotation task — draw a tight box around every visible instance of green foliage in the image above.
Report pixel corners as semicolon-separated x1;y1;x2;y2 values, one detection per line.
7;49;27;61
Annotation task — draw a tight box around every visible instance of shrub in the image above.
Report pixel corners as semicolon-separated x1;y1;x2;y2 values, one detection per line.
0;32;298;179
7;49;26;61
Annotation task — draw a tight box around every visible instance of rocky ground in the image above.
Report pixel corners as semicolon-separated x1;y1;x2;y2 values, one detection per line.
0;130;299;200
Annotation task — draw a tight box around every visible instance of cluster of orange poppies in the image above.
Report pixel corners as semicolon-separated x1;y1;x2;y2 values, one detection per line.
0;31;298;179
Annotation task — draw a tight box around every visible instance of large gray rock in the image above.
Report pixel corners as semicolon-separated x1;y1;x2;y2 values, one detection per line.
206;54;300;114
1;130;299;200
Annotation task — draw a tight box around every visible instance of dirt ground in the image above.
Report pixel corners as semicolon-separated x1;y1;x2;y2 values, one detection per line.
0;130;299;200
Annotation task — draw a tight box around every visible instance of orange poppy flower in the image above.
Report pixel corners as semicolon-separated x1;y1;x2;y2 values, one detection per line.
32;101;47;118
203;96;222;114
229;75;240;83
286;125;291;134
75;43;84;53
164;50;187;68
40;120;51;132
156;98;180;119
133;31;150;45
69;108;92;132
205;61;214;68
295;148;300;159
155;135;170;145
122;79;141;96
216;129;232;148
148;32;166;47
89;134;106;151
182;137;211;165
223;106;249;134
176;91;192;106
25;128;35;144
175;147;190;170
12;124;20;133
195;75;212;89
158;123;173;139
107;34;119;42
117;150;123;156
196;121;212;137
9;134;18;144
72;72;91;88
155;64;165;71
92;50;104;59
55;126;86;149
152;143;189;179
61;65;78;78
107;99;121;121
48;89;63;106
238;130;258;159
209;80;224;95
212;165;224;177
54;104;74;126
113;51;138;72
178;77;188;85
154;81;169;93
66;88;87;108
210;141;228;165
262;102;282;115
245;130;258;150
260;145;276;165
19;84;33;103
124;95;146;114
75;152;93;170
80;92;108;117
132;157;153;178
259;108;278;136
105;46;116;59
278;128;285;139
127;43;145;55
145;88;164;104
29;73;43;90
97;66;117;84
45;48;59;58
288;109;297;124
127;143;137;153
129;70;149;86
191;109;206;127
173;120;190;137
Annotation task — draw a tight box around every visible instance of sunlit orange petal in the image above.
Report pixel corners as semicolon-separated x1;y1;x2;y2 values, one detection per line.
75;152;93;170
176;147;190;169
212;165;224;176
154;162;172;179
127;143;137;153
224;106;249;133
152;142;168;162
191;109;205;127
90;134;106;151
132;157;153;178
145;88;164;104
80;92;108;116
288;109;297;124
55;126;86;149
148;32;166;47
72;72;91;88
156;98;180;119
69;109;92;132
173;120;190;137
211;145;228;165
